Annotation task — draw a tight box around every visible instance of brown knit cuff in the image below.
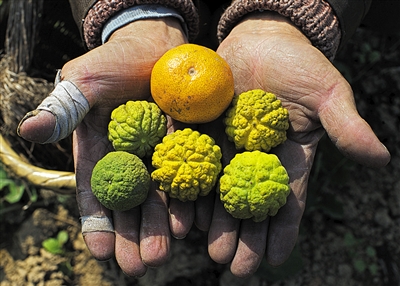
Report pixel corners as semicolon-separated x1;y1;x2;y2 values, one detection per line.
217;0;341;61
84;0;199;50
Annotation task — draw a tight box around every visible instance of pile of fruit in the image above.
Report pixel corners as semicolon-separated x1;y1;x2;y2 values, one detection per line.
91;44;290;222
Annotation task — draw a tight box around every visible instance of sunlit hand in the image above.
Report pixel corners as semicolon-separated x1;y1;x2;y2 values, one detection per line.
206;12;391;277
18;18;189;277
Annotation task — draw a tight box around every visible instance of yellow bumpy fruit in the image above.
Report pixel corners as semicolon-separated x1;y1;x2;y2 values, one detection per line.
224;89;289;152
219;151;290;222
108;101;167;158
151;128;222;201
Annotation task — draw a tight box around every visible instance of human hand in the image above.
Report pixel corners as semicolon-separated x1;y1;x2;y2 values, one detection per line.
17;18;190;276
206;12;391;277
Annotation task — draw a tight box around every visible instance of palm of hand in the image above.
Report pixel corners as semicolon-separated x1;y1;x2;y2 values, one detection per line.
216;20;335;211
217;16;389;167
204;14;390;277
204;31;327;274
66;20;188;276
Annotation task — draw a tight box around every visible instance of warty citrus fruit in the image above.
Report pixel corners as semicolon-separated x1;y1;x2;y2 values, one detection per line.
150;43;234;123
91;151;150;211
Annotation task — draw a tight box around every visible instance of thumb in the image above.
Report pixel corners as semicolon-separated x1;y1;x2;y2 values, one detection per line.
318;83;390;167
17;70;91;144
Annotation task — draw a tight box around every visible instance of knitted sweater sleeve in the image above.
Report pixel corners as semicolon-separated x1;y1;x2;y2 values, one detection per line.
68;0;199;50
325;0;372;51
216;0;371;61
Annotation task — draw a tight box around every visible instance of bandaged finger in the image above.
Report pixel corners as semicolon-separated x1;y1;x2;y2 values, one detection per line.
81;215;114;234
36;79;90;143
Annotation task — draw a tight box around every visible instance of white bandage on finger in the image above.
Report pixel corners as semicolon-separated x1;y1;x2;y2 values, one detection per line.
81;215;114;234
37;77;90;144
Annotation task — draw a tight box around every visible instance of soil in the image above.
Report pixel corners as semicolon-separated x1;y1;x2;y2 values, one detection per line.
1;11;400;286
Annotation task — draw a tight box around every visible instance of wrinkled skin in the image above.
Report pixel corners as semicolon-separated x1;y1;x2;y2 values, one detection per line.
17;13;390;278
204;12;390;277
19;18;191;277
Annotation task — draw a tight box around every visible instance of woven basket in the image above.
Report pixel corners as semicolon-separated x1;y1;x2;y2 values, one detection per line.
0;0;84;193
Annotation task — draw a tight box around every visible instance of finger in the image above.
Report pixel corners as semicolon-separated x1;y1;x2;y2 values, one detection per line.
230;218;269;278
194;192;215;231
164;116;197;238
78;188;115;261
266;190;304;266
169;198;195;239
318;83;390;167
196;117;235;233
140;180;171;267
17;110;56;143
208;195;240;264
265;140;313;266
74;120;115;261
18;70;91;144
114;208;147;277
18;28;157;145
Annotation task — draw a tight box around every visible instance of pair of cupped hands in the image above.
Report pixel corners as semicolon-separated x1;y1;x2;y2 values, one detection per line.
18;13;390;278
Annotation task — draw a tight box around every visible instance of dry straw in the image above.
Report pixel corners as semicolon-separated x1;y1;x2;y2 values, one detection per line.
0;0;75;193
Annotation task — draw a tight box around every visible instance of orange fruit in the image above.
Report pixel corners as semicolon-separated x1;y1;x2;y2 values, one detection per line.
150;43;234;123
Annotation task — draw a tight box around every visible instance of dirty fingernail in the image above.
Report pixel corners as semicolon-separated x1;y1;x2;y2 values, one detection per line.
83;232;115;261
17;110;56;143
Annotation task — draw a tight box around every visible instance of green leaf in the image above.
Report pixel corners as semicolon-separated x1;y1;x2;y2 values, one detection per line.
42;238;64;255
57;230;69;245
27;188;38;203
42;231;69;255
368;264;379;276
5;184;25;204
0;178;14;190
0;166;8;180
360;42;372;54
366;246;377;257
344;232;358;248
353;258;367;273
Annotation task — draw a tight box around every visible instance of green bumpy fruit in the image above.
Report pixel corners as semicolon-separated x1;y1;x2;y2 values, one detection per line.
219;150;290;222
224;89;289;152
152;128;222;202
91;151;150;211
108;100;167;158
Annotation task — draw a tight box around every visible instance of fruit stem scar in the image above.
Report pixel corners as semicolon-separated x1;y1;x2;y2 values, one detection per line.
188;67;196;76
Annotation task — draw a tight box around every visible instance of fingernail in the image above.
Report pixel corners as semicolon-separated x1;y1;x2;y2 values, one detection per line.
17;110;41;134
380;143;391;166
17;110;56;143
83;232;115;261
17;110;40;137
